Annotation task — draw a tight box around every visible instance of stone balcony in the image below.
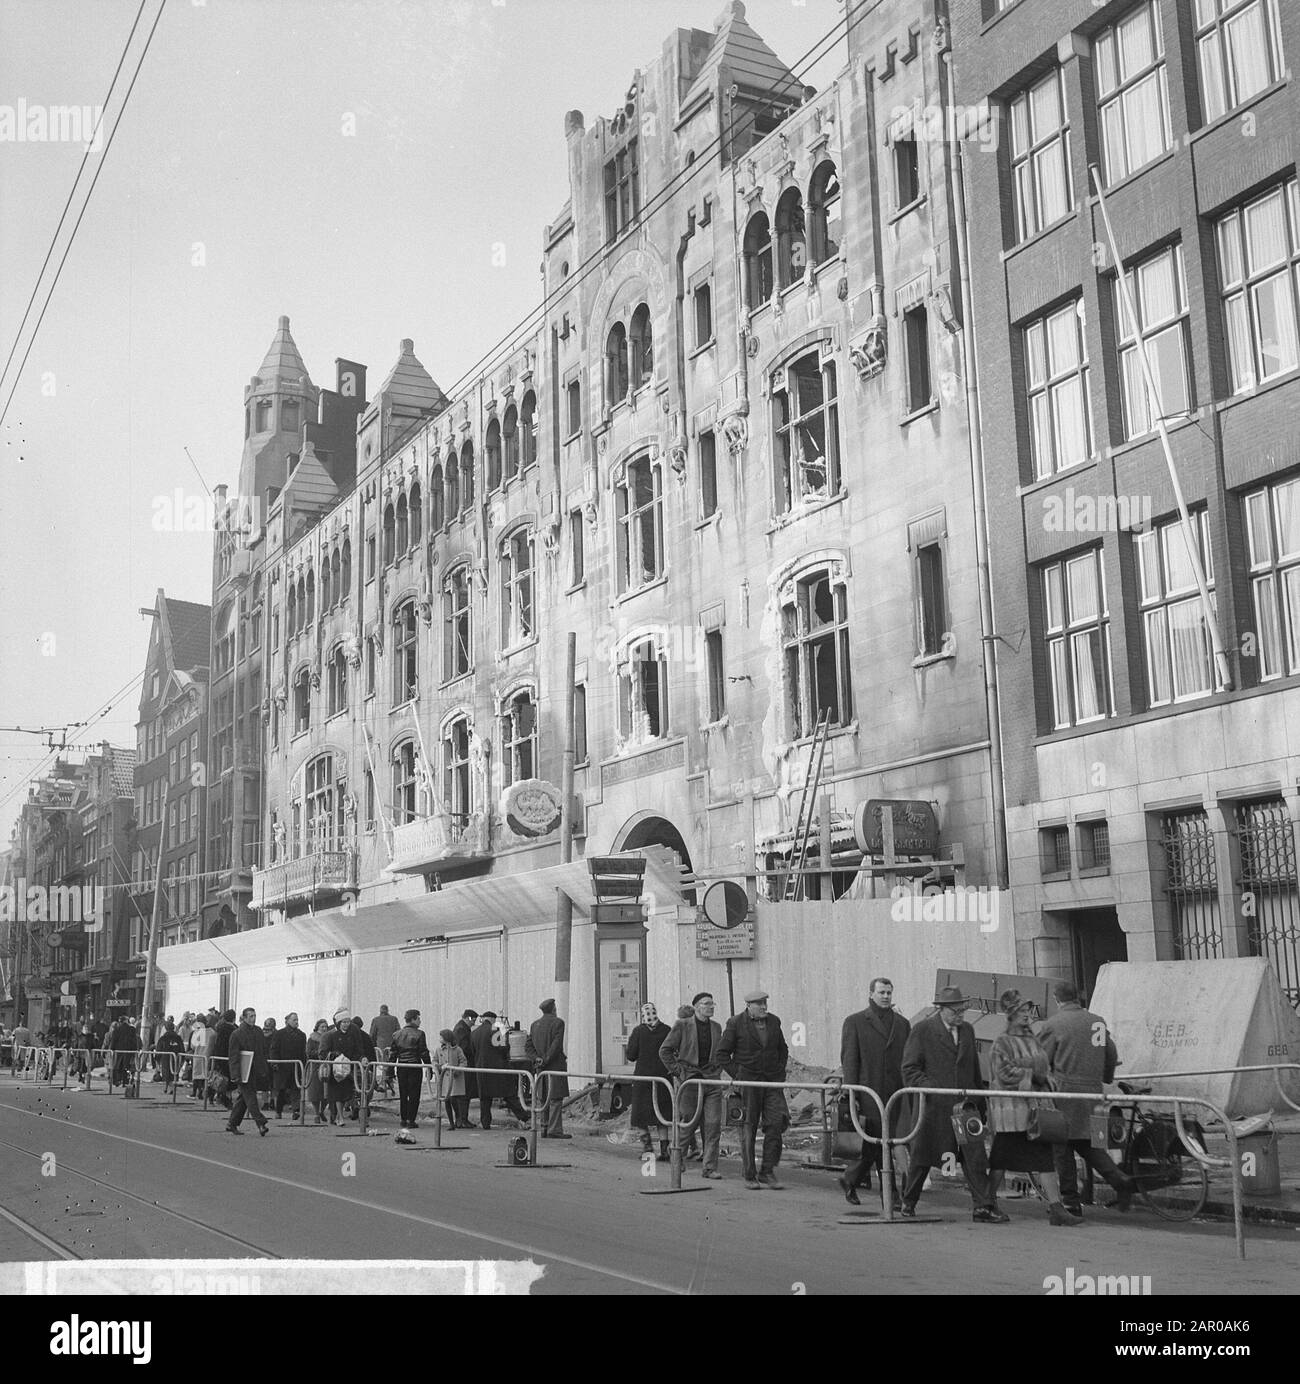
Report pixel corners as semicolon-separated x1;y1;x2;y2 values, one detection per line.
251;848;356;910
388;811;492;875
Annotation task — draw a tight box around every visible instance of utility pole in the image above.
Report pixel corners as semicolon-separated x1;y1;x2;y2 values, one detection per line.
553;632;577;1021
139;781;169;1043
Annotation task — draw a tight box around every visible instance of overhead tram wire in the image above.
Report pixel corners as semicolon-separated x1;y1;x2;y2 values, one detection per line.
436;4;867;405
0;0;169;431
0;0;151;401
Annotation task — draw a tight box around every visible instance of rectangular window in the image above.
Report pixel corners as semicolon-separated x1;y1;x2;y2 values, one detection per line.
1042;548;1113;728
1096;1;1171;185
903;304;931;413
1215;178;1300;393
574;683;588;764
694;281;713;347
392;602;418;705
566;378;582;438
501;529;535;646
699;429;718;519
443;717;473;823
1010;68;1072;242
1244;476;1300;680
1040;825;1072;877
1196;0;1285;124
616;456;664;593
500;690;538;786
569;509;585;586
1078;819;1111;870
1136;510;1216;705
365;635;376;697
772;352;840;512
893;134;920;208
169;801;178;850
1115;243;1192;438
364;770;375;830
1025;299;1092;478
705;629;726;722
916;542;947;656
619;639;669;742
444;567;472;680
604;139;640;241
366;534;376;580
781;570;853;738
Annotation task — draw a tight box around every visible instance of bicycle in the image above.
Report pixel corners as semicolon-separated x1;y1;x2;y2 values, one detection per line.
1112;1081;1210;1221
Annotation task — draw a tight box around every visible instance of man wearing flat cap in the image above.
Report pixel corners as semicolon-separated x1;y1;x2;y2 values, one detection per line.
526;998;570;1138
715;989;790;1190
899;986;1006;1222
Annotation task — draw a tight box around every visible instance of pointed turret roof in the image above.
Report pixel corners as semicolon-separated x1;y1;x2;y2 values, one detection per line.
681;1;803;112
255;315;314;390
377;338;445;417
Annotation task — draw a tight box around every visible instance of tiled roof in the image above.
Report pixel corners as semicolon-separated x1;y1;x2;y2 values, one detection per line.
681;1;803;113
109;748;137;799
165;597;211;673
255;315;314;390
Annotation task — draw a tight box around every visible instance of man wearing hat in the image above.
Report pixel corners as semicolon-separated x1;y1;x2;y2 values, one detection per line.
660;993;725;1177
526;998;570;1138
898;986;1006;1222
471;1010;530;1129
715;989;790;1190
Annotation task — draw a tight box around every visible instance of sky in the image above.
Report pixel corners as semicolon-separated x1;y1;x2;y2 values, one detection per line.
0;0;848;846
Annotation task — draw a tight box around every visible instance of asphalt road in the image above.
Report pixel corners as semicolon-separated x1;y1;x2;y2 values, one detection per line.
0;1076;1294;1295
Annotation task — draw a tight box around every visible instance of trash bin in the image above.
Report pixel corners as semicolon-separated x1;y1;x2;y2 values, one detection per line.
1239;1131;1281;1196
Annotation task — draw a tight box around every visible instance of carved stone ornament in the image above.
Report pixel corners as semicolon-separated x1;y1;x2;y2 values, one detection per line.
721;413;749;456
418;597;434;626
583;496;599;528
542;519;561;556
850;316;888;380
837;276;849;302
309;669;321;691
667;441;688;480
342;633;362;669
746;334;760;358
273;690;288;712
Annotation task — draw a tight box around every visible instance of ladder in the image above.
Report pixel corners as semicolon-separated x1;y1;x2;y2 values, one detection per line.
782;710;832;902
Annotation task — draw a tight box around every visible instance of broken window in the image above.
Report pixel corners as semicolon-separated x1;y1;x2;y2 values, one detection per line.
502;405;520;481
430;466;444;529
781;570;852;738
705;628;726;722
809;160;841;264
629;303;653;388
606;322;629;405
443;565;472;680
392;599;418;705
393;740;419;826
445;451;459;520
459;441;475;514
775;187;807;289
501;528;535;646
772;350;840;512
396;493;409;555
744;211;774;308
616;455;663;592
619;637;669;742
520;391;538;467
305;754;339;850
486;418;502;490
293;668;311;736
500;688;538;786
443;716;473;827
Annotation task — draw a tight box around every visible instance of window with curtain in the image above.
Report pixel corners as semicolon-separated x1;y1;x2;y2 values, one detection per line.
1042;549;1113;729
1136;511;1217;705
1114;243;1192;438
1196;0;1284;124
1010;68;1072;242
1216;177;1300;393
1244;476;1300;680
1025;299;1092;478
1096;1;1171;185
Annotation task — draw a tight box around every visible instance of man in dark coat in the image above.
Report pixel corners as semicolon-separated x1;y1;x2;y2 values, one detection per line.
453;1009;479;1118
1038;981;1135;1214
899;986;1004;1221
351;1016;378;1115
526;998;570;1138
210;1009;236;1106
155;1018;186;1094
660;994;725;1177
225;1007;270;1135
269;1013;307;1119
715;989;790;1191
471;1011;529;1129
109;1016;140;1088
839;977;911;1205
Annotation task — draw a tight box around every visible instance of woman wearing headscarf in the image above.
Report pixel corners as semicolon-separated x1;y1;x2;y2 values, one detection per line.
305;1019;330;1123
436;1029;469;1128
988;990;1078;1226
625;1002;673;1159
320;1008;366;1124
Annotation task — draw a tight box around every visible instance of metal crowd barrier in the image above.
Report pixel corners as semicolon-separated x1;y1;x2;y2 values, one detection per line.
264;1057;307;1124
452;1062;537;1161
882;1085;1247;1259
1120;1062;1300;1117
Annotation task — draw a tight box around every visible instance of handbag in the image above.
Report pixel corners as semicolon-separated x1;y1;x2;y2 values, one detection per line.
1026;1102;1068;1142
330;1056;352;1082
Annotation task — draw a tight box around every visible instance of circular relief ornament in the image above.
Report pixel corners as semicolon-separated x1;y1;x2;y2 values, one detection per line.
503;779;563;838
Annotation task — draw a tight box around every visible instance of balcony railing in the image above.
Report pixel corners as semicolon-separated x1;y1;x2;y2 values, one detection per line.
251;847;356;910
388;810;491;874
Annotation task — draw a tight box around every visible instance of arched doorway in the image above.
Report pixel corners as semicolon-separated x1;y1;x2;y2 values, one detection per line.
613;812;694;875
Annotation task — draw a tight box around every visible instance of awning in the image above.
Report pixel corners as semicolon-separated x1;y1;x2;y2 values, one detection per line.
156;849;686;981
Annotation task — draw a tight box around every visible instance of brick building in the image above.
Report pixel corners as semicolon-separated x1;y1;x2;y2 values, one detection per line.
951;0;1300;1005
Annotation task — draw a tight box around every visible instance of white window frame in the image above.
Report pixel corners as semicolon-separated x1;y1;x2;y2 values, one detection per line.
501;528;535;648
1042;548;1114;729
1245;476;1300;680
1136;511;1217;706
616;455;664;593
1195;0;1285;125
1096;1;1171;186
1010;68;1073;243
1025;299;1093;479
780;568;853;739
1115;243;1193;439
772;350;841;513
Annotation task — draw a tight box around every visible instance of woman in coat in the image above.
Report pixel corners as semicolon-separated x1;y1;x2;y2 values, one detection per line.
321;1009;367;1123
624;1003;672;1159
988;990;1077;1226
305;1019;330;1123
436;1030;470;1127
188;1017;210;1099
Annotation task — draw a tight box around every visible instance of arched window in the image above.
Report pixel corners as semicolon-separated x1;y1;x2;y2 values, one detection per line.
430;465;445;530
445;451;459;521
809;160;841;265
520;391;537;469
615;454;664;593
444;565;472;680
772;349;841;512
781;567;852;736
409;482;422;547
287;583;297;635
629;304;653;389
460;441;475;514
255;400;272;431
443;715;473;826
605;322;629;404
331;547;342;606
500;688;538;786
392;739;419;826
382;503;395;565
486;418;502;490
396;492;409;554
502;405;520;481
305;754;342;851
392;600;418;705
305;570;315;625
327;644;348;716
743;211;774;308
340;539;351;598
501;528;535;647
775;187;807;289
293;668;311;735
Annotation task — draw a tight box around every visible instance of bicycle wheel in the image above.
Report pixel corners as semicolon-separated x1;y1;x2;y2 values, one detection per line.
1132;1152;1209;1221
